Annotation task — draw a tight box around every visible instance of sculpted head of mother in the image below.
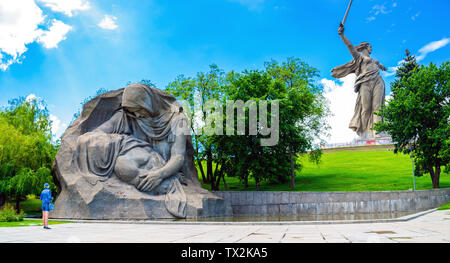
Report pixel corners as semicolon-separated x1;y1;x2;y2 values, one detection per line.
121;83;178;119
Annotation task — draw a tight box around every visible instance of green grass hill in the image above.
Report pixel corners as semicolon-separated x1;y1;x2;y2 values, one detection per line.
199;145;450;192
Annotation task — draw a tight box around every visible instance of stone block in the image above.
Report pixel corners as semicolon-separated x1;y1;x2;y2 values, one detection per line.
267;204;280;216
281;192;290;204
246;191;255;205
252;191;260;205
233;192;241;205
280;204;292;215
289;192;302;203
354;201;370;213
257;205;268;216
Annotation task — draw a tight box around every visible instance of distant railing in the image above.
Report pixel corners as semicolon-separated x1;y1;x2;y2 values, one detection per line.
321;138;393;149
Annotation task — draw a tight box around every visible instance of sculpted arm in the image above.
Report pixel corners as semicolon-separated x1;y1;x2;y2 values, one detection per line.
339;25;359;60
155;134;187;179
375;60;387;71
137;124;188;192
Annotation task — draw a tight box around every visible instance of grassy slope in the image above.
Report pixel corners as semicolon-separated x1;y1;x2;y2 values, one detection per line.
437;203;450;210
199;146;450;192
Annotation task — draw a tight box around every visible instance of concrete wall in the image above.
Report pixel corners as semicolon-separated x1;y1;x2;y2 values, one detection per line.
213;188;450;216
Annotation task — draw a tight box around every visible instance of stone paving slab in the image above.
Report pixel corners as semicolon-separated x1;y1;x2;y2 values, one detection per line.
0;210;449;243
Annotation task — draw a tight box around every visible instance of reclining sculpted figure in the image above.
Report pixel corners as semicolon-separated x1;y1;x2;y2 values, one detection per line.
52;83;231;219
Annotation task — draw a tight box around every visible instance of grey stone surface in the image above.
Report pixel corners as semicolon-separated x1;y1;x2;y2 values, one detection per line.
1;210;449;243
52;84;231;220
213;188;450;217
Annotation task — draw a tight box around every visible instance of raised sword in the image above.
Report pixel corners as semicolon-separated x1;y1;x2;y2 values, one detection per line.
341;0;353;26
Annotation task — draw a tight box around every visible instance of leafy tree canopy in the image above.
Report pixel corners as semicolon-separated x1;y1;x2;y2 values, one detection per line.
0;97;57;211
375;58;449;188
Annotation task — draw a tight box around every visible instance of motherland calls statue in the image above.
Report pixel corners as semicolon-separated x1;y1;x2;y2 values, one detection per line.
51;83;232;219
332;23;387;140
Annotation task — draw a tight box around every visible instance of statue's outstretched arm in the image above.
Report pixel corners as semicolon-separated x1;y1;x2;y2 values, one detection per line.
339;25;359;60
376;60;387;71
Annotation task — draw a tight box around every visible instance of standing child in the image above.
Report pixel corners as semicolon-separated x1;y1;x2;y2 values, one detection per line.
40;183;52;229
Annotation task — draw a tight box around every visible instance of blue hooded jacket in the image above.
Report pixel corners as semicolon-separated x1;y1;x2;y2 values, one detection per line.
40;189;52;204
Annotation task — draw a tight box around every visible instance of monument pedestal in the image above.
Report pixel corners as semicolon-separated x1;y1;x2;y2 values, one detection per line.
51;87;233;220
355;134;392;146
51;175;232;220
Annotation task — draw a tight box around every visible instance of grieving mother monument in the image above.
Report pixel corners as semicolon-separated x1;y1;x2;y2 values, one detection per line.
51;83;232;219
332;0;388;140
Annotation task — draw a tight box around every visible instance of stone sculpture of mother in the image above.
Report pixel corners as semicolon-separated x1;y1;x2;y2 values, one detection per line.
51;83;231;219
332;24;387;139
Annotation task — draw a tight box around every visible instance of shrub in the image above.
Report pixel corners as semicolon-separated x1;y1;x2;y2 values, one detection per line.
0;204;25;222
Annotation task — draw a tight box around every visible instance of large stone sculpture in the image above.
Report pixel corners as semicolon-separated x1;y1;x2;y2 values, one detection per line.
332;24;387;139
51;83;232;219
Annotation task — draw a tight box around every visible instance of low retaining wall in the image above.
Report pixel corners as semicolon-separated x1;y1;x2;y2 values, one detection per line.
213;188;450;216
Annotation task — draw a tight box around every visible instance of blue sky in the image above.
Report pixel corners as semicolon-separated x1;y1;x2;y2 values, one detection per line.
0;0;449;143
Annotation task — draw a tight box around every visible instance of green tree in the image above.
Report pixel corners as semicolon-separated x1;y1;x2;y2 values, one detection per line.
166;64;227;190
0;97;58;211
214;58;328;190
216;70;286;190
390;49;419;100
374;61;449;188
264;57;328;188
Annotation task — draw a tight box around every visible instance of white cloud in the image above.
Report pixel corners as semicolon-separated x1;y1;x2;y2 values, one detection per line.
49;114;67;139
321;74;358;144
37;0;90;17
382;66;398;78
366;2;396;22
381;38;449;78
98;15;118;30
385;92;393;104
38;19;72;48
25;93;46;110
416;38;450;62
25;94;67;139
366;16;376;22
0;59;16;71
0;0;87;70
227;0;265;11
25;93;38;102
411;12;420;21
372;4;391;15
0;0;45;70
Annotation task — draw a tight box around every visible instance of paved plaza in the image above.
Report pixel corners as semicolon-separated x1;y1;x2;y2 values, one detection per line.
1;209;449;243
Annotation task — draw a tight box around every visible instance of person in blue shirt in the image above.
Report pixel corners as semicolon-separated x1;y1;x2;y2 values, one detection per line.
40;183;52;229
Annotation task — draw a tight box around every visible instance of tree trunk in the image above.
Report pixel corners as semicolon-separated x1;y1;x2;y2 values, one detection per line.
211;162;221;191
193;133;206;183
289;147;296;189
15;197;21;214
429;165;440;188
197;159;207;183
255;177;261;191
206;149;213;184
0;194;5;209
244;174;249;189
222;173;228;191
433;165;440;188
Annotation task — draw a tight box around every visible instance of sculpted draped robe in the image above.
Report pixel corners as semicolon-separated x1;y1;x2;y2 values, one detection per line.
73;84;190;218
332;53;385;139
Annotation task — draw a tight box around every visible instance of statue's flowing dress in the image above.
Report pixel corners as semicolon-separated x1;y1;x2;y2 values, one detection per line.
332;53;385;139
